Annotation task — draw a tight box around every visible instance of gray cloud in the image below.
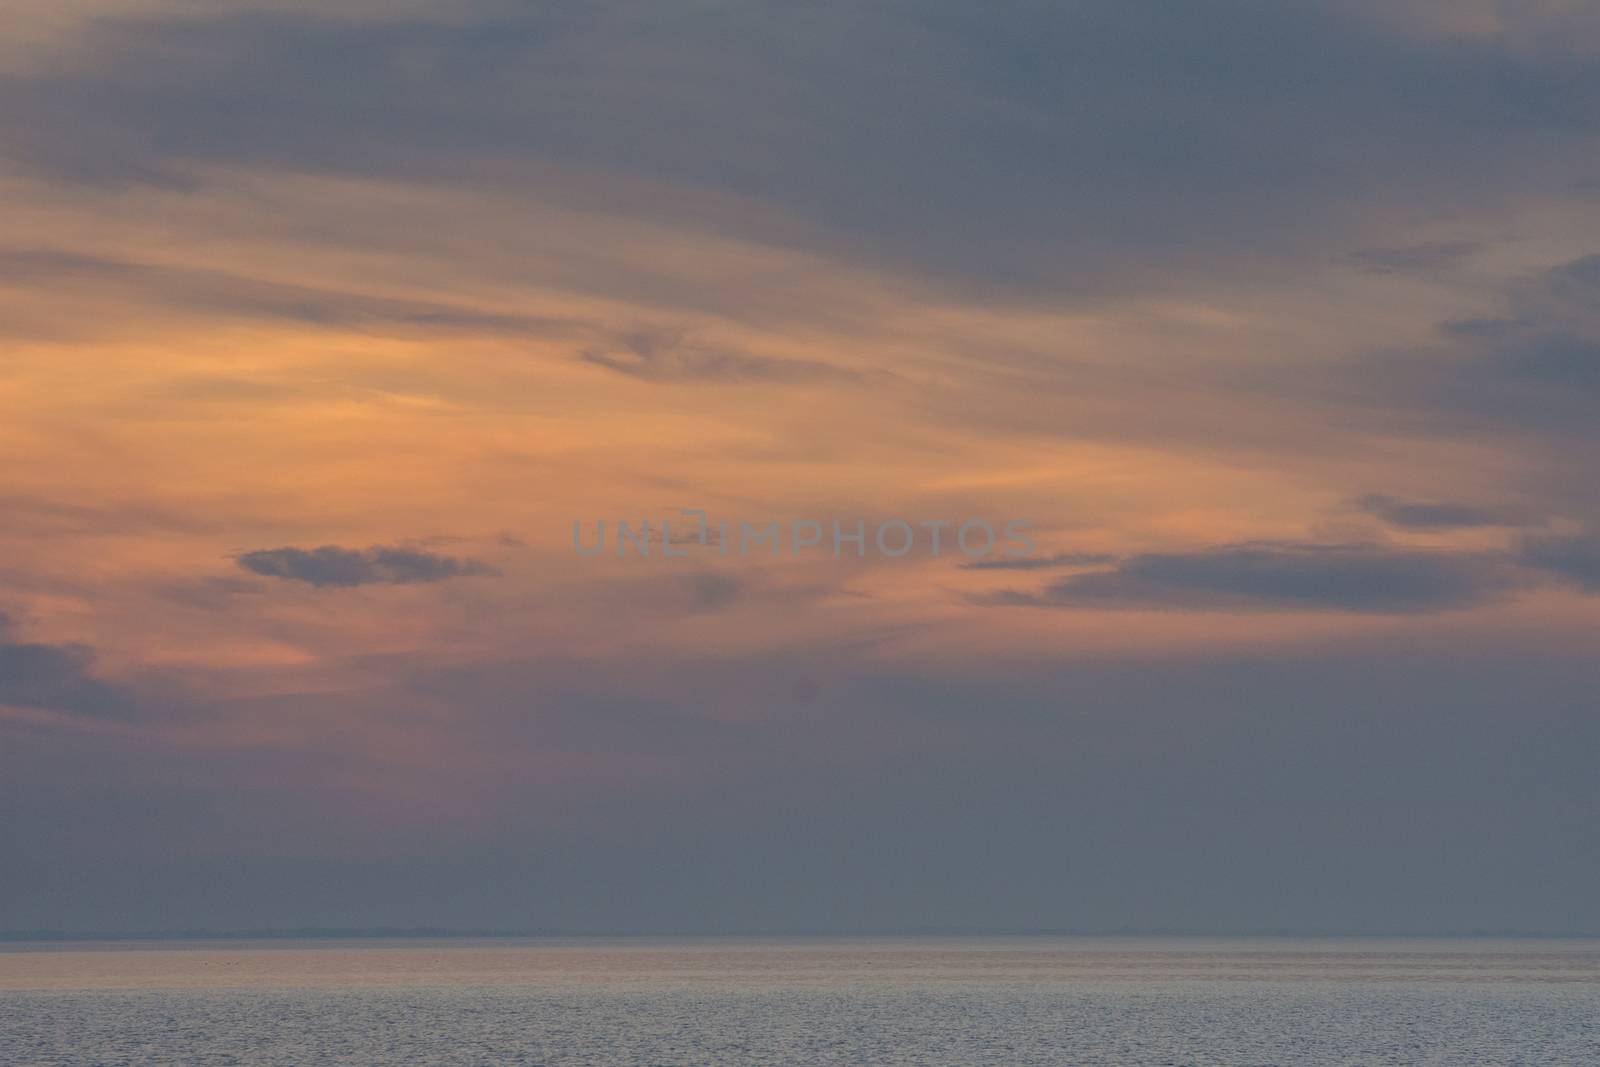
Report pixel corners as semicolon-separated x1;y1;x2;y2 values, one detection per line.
236;544;498;587
960;551;1119;571
1365;255;1600;443
1349;241;1477;274
0;493;217;536
1511;254;1600;329
1518;531;1600;592
682;572;743;613
1299;252;1600;449
580;330;859;386
0;246;581;339
1353;494;1521;530
0;612;140;720
1451;255;1600;385
582;571;843;619
4;3;1598;296
11;636;1598;934
1443;319;1600;392
976;541;1523;614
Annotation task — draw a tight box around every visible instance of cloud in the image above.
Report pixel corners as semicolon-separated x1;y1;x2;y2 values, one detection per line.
1515;254;1600;325
0;612;140;719
579;330;859;386
1349;241;1477;274
682;572;743;613
960;551;1119;571
1352;494;1520;529
1306;252;1600;446
574;571;842;619
16;634;1598;934
236;544;498;587
974;541;1523;614
0;246;582;340
1443;319;1600;392
1450;254;1600;387
1517;531;1600;592
7;0;1600;939
5;2;1598;296
0;493;216;536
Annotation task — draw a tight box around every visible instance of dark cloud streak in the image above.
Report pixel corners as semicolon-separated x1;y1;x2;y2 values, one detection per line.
1353;494;1521;530
960;551;1119;571
0;246;582;339
974;541;1524;614
236;544;498;587
579;331;860;386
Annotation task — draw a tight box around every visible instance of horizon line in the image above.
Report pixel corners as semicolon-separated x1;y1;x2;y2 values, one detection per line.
6;927;1599;943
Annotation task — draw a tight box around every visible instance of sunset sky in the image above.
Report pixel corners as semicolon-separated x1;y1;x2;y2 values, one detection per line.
3;0;1599;934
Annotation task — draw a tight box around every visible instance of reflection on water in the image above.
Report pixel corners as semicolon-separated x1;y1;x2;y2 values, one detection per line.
2;937;1597;1065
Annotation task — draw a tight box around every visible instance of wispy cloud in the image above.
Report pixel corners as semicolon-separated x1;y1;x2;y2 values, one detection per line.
1352;494;1522;530
236;545;498;587
580;330;860;386
1349;241;1476;274
972;542;1525;614
0;246;583;340
960;551;1119;572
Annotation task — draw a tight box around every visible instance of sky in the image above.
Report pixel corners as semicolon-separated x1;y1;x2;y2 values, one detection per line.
1;0;1599;935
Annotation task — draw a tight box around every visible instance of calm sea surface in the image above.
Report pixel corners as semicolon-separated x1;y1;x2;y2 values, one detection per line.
1;936;1596;1065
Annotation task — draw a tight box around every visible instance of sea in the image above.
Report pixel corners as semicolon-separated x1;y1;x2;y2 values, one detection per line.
1;936;1596;1065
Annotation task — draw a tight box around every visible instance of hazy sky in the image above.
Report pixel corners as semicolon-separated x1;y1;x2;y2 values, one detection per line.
2;0;1599;934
